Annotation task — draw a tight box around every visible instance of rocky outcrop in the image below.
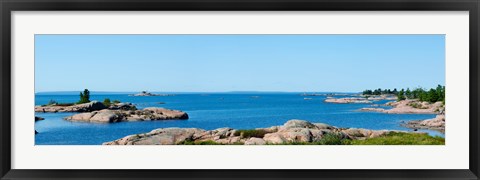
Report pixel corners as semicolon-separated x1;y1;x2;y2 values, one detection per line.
103;119;408;145
244;138;266;145
107;102;137;110
403;114;445;133
35;101;107;113
64;107;188;123
104;128;204;145
360;100;444;114
325;97;372;104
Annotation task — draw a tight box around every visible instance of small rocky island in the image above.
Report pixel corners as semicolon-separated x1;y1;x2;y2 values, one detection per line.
324;95;396;104
103;119;430;145
64;107;188;123
36;89;189;123
130;91;174;97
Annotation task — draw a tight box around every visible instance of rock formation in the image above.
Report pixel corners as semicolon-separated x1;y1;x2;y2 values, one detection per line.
64;107;188;123
324;97;372;104
402;114;445;133
103;119;408;145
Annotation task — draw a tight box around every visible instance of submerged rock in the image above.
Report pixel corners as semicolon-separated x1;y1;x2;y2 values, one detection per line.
35;116;45;121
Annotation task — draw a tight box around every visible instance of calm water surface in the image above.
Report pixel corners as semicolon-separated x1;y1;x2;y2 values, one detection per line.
34;93;443;145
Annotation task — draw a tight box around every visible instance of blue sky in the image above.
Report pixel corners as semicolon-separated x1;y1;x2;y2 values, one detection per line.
35;34;445;93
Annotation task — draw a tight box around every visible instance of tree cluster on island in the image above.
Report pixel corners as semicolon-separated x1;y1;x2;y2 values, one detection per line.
78;89;91;104
362;85;445;104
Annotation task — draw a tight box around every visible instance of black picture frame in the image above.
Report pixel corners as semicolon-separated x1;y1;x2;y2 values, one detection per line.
1;0;479;179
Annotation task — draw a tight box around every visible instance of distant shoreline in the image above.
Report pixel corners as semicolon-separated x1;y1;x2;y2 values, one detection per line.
35;91;362;95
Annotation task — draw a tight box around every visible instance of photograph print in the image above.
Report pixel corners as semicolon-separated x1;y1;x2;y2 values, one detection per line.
34;34;446;145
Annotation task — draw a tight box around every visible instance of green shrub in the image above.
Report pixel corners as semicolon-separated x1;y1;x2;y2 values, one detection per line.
47;99;57;105
233;129;268;138
103;98;111;107
316;133;345;145
408;102;427;109
397;89;406;101
113;100;121;104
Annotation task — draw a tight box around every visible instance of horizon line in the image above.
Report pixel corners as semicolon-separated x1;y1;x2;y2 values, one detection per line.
35;90;363;94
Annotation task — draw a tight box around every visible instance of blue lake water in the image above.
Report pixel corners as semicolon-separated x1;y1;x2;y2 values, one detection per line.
34;93;443;145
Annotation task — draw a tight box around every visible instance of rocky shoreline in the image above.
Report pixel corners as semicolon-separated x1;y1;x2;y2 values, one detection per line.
359;99;445;132
324;97;372;104
103;119;416;145
324;95;396;104
359;99;444;114
402;114;445;133
35;101;107;113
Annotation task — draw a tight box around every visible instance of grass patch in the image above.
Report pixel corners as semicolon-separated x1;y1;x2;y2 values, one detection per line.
233;129;268;138
316;133;345;145
346;132;445;145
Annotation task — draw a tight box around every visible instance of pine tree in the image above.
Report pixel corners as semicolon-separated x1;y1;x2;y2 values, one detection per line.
405;88;411;99
78;89;91;104
397;89;406;101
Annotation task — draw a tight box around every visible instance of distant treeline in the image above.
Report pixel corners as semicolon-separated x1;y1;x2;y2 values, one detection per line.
362;88;398;95
362;85;445;103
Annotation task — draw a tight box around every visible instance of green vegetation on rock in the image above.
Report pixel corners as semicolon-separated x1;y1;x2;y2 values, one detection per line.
233;129;268;138
77;89;91;104
103;98;111;107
